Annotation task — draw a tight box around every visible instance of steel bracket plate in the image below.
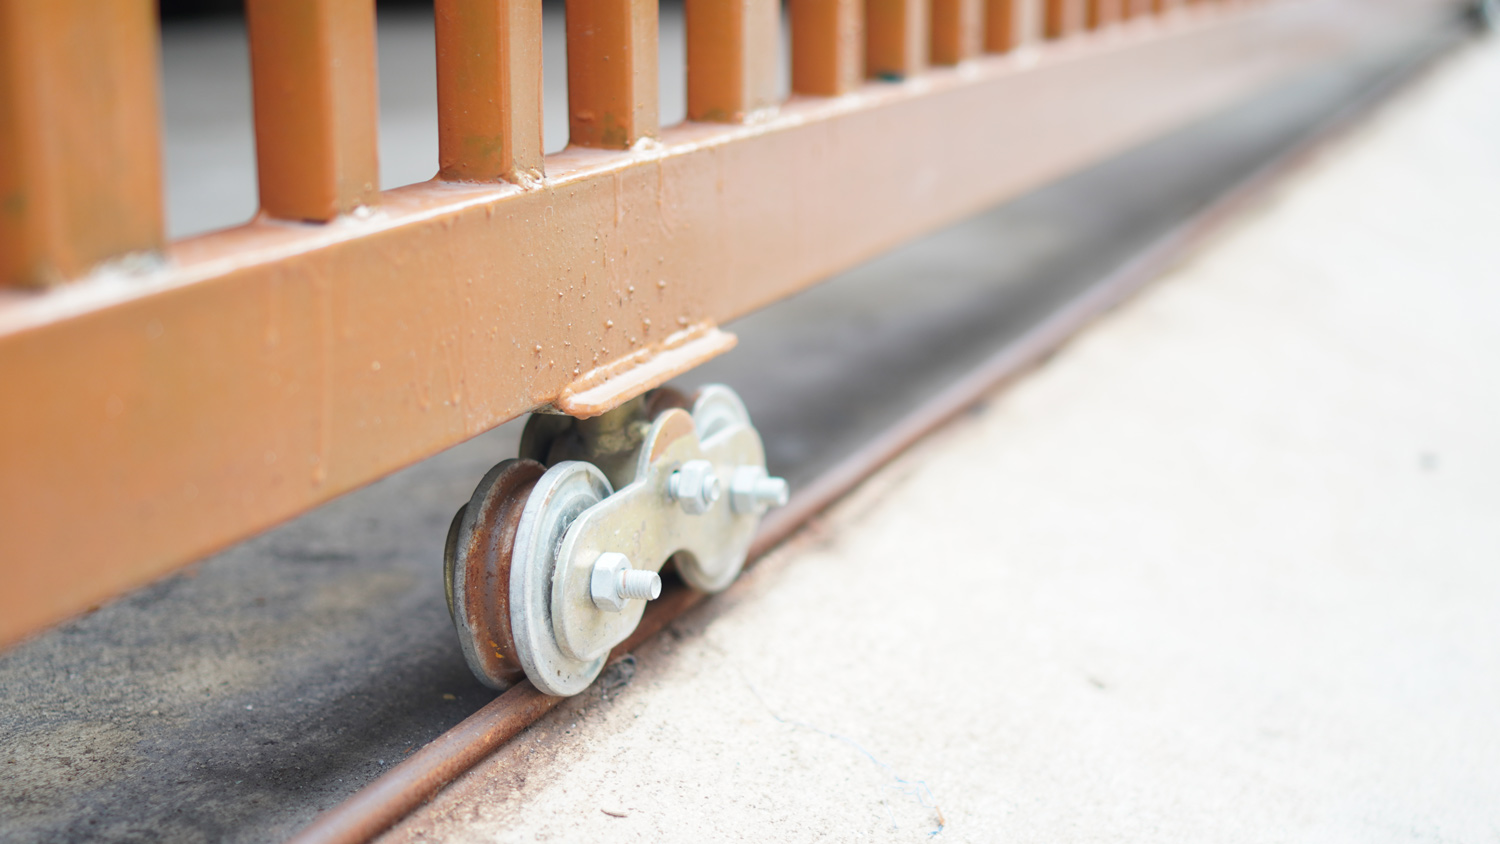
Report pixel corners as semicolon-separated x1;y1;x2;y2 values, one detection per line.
550;406;765;662
546;325;738;418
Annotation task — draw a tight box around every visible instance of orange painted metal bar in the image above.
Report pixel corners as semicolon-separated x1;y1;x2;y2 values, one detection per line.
1044;0;1087;37
984;0;1042;51
866;0;929;79
435;0;545;184
931;0;983;64
565;0;658;148
789;0;865;96
0;0;163;288
1087;0;1124;28
686;0;782;122
245;0;380;221
0;0;1451;649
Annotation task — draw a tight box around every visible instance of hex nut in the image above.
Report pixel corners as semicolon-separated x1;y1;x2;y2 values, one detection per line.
730;465;790;514
668;459;721;515
590;552;660;612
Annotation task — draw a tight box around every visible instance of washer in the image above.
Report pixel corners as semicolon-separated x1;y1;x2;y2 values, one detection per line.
509;461;615;696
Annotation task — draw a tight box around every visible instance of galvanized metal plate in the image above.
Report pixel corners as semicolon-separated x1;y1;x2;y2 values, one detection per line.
549;407;767;663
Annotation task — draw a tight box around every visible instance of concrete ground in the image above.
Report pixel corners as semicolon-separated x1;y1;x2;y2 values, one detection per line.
382;34;1500;844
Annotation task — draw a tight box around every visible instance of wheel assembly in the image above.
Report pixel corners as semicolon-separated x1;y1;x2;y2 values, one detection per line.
444;384;788;696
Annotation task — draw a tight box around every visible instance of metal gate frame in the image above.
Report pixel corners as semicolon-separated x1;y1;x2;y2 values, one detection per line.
0;0;1454;647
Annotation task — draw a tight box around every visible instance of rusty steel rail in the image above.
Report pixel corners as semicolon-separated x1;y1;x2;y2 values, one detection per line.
0;0;1458;648
281;21;1466;838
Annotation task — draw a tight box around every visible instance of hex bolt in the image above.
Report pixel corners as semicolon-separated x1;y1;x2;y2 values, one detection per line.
590;552;661;613
667;459;721;515
729;466;790;514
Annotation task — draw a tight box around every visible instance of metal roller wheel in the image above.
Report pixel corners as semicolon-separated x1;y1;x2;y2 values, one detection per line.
508;461;615;696
690;384;753;440
446;459;547;690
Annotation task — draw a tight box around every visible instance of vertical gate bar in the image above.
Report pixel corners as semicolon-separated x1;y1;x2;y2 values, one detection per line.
1044;0;1086;37
565;0;658;148
866;0;929;80
245;0;380;222
789;0;864;96
0;0;164;288
984;0;1041;52
435;0;544;184
686;0;781;122
931;0;982;65
1086;0;1122;28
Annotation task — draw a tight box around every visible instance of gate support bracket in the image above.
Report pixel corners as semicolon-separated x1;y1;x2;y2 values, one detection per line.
548;324;737;418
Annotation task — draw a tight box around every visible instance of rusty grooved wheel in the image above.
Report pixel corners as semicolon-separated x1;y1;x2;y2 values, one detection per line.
445;459;546;690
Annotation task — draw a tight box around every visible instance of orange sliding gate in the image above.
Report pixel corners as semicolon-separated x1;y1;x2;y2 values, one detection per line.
0;0;1458;647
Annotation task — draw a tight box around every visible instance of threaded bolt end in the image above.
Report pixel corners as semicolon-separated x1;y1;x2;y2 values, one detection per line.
618;570;662;601
730;466;790;513
753;476;789;507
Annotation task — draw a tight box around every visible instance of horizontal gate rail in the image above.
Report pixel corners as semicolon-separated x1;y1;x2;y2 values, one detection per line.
0;0;1455;647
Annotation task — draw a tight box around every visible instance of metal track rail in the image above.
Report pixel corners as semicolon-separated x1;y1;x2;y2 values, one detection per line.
282;25;1467;842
